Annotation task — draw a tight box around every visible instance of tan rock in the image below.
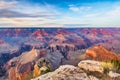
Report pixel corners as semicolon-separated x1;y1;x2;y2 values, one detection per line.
78;60;104;73
31;65;90;80
89;76;99;80
108;71;120;78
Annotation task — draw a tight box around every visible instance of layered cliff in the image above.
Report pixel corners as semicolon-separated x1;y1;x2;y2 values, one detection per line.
85;45;120;61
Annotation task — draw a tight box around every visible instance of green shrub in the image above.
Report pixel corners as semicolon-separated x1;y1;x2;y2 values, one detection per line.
41;67;52;75
111;60;120;73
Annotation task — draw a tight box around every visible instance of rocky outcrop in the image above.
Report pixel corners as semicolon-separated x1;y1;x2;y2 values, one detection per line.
8;67;21;80
88;76;99;80
33;60;120;80
78;60;104;73
85;45;120;61
78;60;120;80
7;48;40;80
31;65;90;80
33;58;52;77
31;29;49;37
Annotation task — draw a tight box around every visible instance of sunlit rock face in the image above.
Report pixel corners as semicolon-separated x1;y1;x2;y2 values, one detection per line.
31;60;120;80
85;45;120;61
8;48;39;80
78;60;104;73
32;65;90;80
30;29;49;37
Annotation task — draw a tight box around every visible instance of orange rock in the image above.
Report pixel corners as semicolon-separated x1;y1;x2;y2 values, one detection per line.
9;67;21;80
33;64;40;77
85;45;120;61
86;49;97;58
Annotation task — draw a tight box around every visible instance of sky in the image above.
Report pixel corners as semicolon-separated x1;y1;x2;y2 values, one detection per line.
0;0;120;27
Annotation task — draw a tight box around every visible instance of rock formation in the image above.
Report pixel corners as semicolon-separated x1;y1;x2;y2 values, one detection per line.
31;65;90;80
7;48;39;80
32;60;120;80
85;45;120;61
78;60;104;73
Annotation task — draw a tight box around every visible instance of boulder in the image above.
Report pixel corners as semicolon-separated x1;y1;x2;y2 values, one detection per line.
89;76;99;80
78;60;104;73
31;65;90;80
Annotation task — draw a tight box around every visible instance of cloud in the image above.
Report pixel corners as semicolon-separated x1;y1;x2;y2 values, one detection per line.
0;0;59;18
85;7;120;18
63;24;90;27
106;7;120;16
69;5;92;12
0;9;57;18
0;0;62;27
0;0;120;27
0;17;61;27
0;0;17;9
0;1;58;18
0;0;60;27
0;9;30;18
82;6;120;27
84;13;100;17
0;18;64;27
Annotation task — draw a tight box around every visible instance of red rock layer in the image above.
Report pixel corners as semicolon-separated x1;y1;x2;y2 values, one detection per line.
85;45;120;61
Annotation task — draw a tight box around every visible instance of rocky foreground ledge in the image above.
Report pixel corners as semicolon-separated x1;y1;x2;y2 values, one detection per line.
31;60;120;80
31;65;89;80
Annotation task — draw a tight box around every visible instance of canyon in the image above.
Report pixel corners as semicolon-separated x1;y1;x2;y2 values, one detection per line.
0;28;119;80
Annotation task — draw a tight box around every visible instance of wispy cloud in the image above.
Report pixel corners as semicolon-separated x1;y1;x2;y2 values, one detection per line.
83;6;120;27
0;0;17;9
0;0;61;27
85;7;120;18
69;5;92;12
0;9;57;18
0;0;120;27
106;7;120;16
0;0;59;18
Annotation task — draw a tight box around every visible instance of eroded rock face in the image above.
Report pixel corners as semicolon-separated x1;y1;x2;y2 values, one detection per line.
85;46;120;61
8;67;20;80
33;58;52;77
8;48;40;80
32;65;90;80
78;60;104;73
88;76;99;80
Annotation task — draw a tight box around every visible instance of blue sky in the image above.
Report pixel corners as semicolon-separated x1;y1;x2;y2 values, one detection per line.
0;0;120;27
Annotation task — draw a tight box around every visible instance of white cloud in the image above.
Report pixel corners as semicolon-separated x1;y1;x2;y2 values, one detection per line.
82;6;120;27
0;1;120;27
84;13;100;17
106;7;120;16
85;7;120;18
0;0;17;9
0;1;61;27
13;3;60;16
69;5;92;12
0;17;62;27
